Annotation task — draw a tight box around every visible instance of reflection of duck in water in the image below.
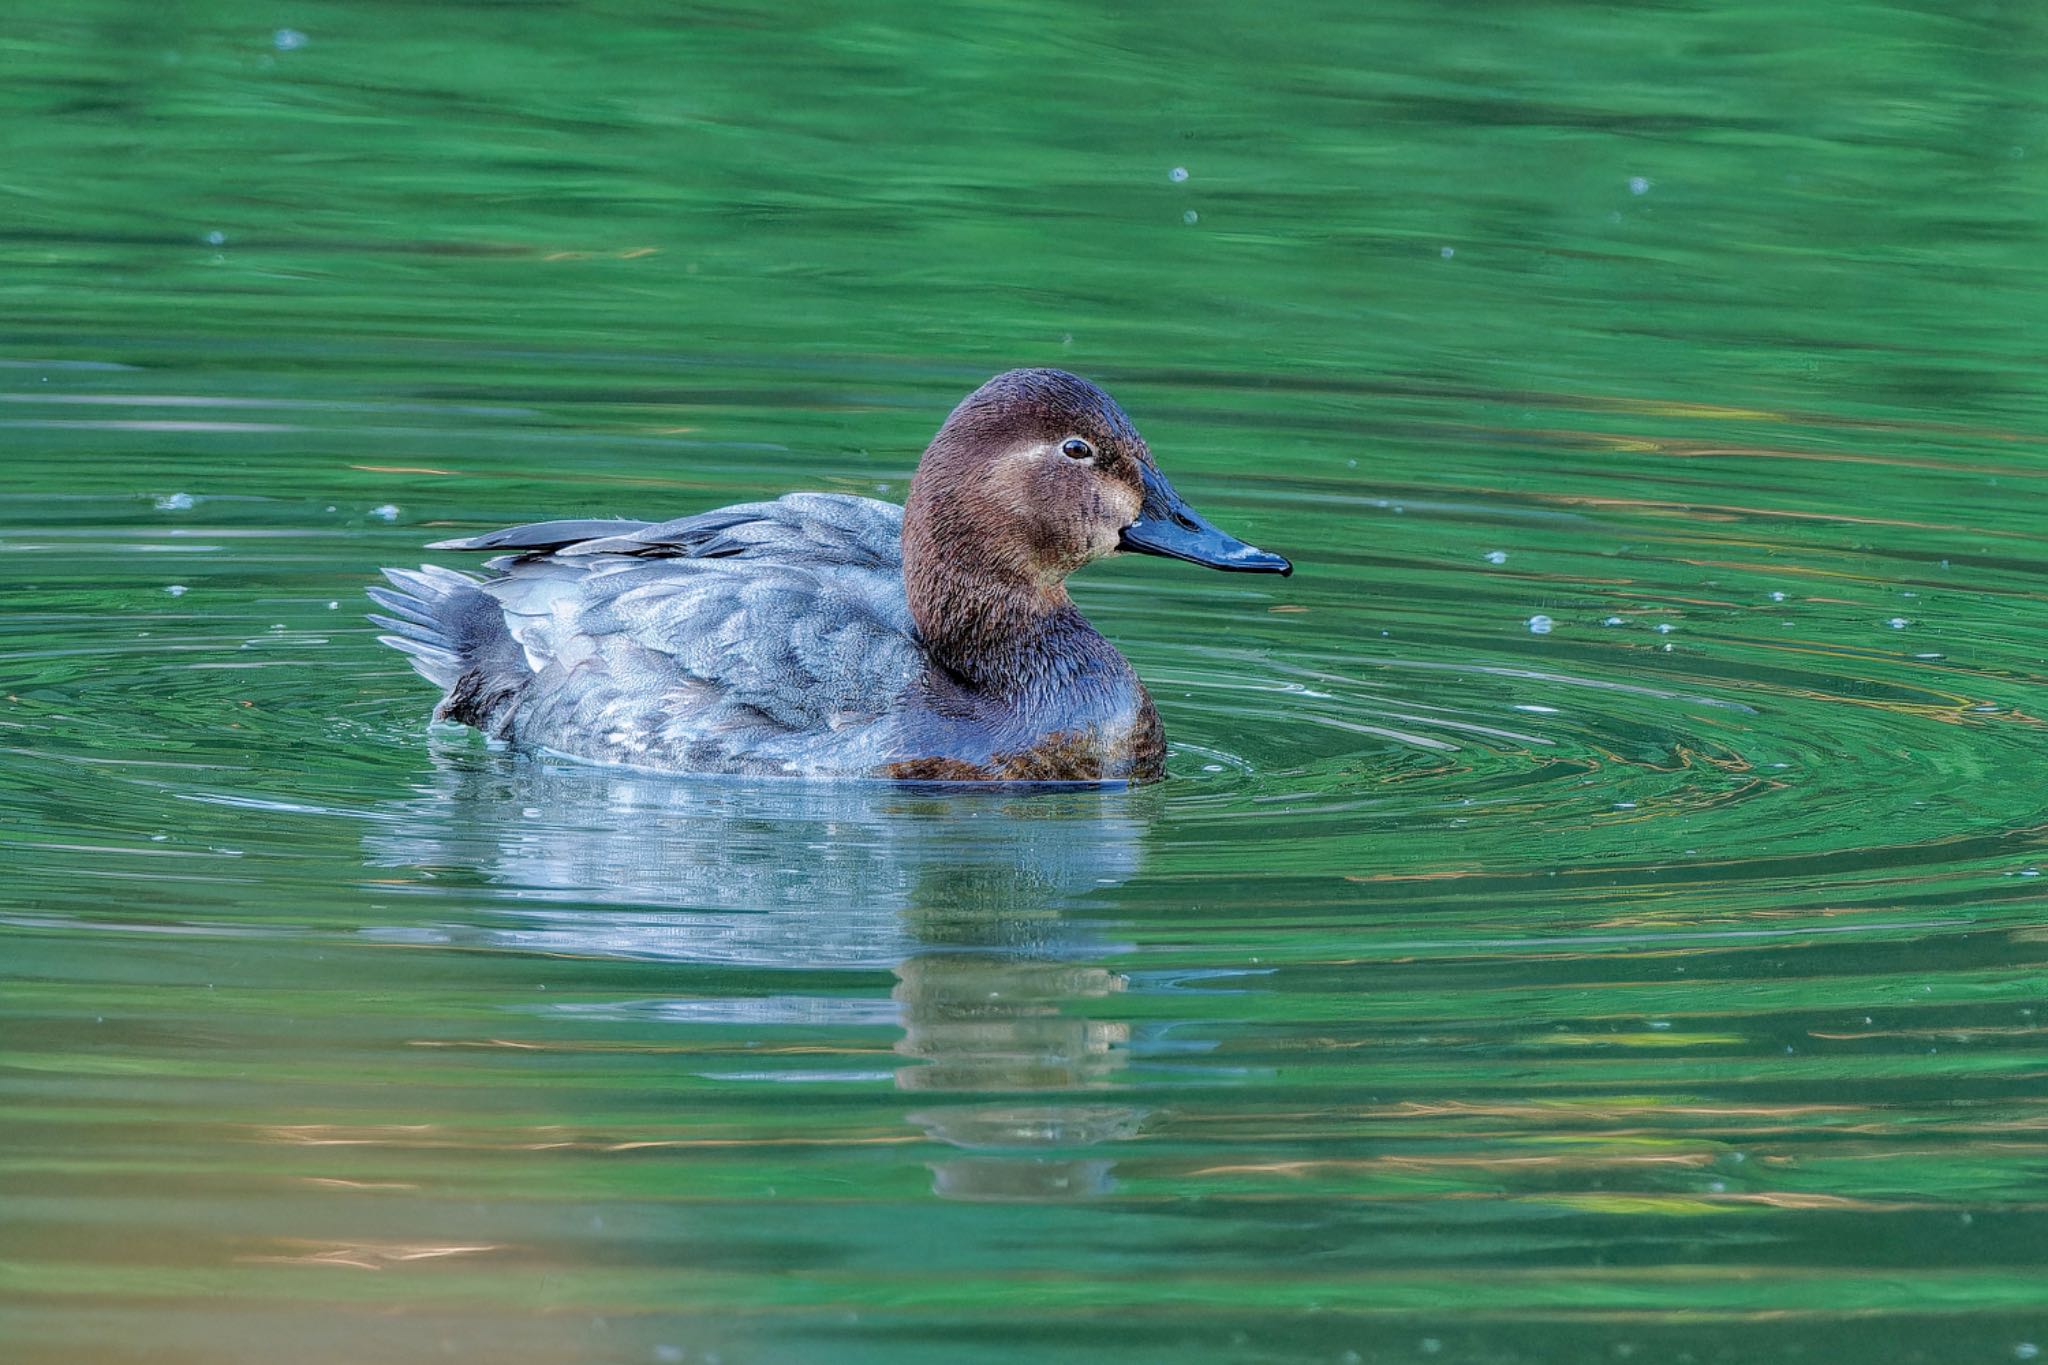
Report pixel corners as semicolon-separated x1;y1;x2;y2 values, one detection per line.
364;753;1154;1198
372;369;1289;783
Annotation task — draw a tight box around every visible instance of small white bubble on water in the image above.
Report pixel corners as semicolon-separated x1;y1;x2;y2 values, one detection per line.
1887;617;1910;629
1602;616;1625;627
371;504;400;521
1913;652;1943;660
1182;210;1199;225
1648;1019;1671;1029
1628;175;1651;195
273;28;307;50
1654;622;1675;634
155;492;196;511
1484;550;1507;564
1513;704;1558;714
1203;763;1224;773
1439;246;1455;259
1770;591;1787;602
1421;1341;1442;1356
1169;166;1189;183
1613;801;1637;810
1661;643;1674;652
326;600;339;610
1526;614;1553;634
2016;1345;2039;1361
165;584;187;596
202;230;226;247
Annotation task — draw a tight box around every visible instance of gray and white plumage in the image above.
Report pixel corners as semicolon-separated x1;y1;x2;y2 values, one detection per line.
370;493;922;776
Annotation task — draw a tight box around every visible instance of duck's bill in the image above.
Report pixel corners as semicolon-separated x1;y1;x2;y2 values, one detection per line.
1118;462;1293;576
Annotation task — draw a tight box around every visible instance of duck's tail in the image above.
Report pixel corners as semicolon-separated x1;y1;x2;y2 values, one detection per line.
368;566;529;734
368;565;480;690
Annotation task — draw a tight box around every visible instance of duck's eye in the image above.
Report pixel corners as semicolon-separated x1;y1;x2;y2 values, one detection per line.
1061;437;1096;461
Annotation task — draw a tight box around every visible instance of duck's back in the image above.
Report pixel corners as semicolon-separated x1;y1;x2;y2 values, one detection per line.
370;494;922;775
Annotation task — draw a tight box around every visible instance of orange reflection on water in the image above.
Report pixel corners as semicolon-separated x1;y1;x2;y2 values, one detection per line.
239;1241;503;1270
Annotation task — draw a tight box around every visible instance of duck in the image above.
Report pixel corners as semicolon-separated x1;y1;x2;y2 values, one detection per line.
369;367;1292;783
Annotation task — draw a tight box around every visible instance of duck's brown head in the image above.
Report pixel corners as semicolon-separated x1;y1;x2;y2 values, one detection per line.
903;369;1290;625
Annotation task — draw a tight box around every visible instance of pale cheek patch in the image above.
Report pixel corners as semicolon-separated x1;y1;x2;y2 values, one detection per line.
1107;480;1142;526
986;448;1045;518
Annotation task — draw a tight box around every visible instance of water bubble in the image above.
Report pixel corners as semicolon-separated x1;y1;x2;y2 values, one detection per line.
1169;166;1189;183
1484;550;1508;564
1654;622;1676;634
1526;614;1554;634
155;492;196;511
164;584;188;597
1182;210;1199;225
202;230;227;247
1887;617;1910;629
371;504;401;522
1601;616;1625;627
1769;591;1786;602
1628;175;1651;195
1440;245;1455;259
1421;1342;1442;1357
273;28;307;51
326;600;339;610
2016;1345;2039;1361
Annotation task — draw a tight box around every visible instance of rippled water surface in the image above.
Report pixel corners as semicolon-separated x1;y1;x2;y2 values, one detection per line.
6;3;2048;1362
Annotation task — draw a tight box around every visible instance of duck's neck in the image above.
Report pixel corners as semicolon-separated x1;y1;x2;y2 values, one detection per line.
904;548;1107;700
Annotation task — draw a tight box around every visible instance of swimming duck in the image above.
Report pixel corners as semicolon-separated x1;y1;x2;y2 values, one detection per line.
370;368;1291;782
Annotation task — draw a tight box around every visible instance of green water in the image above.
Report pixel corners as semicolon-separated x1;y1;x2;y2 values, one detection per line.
5;2;2048;1361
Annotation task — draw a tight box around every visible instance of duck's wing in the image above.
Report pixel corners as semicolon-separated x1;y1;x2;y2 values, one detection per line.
553;493;905;570
375;495;921;773
426;518;653;557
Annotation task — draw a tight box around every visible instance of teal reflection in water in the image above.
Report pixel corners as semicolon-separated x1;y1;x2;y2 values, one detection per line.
366;759;1153;1205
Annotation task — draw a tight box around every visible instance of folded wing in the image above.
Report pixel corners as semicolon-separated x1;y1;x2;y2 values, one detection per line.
372;494;921;774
